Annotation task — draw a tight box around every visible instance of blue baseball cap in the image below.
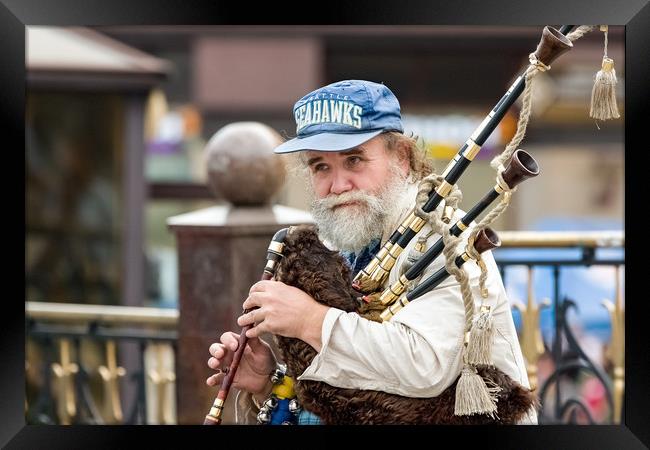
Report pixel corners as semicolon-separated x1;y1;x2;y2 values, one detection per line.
273;80;404;154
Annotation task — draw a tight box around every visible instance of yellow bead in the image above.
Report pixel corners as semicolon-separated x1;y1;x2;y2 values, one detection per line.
272;375;295;399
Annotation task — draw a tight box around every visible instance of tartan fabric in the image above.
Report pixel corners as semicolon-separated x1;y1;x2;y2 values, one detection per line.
296;409;324;425
341;238;381;278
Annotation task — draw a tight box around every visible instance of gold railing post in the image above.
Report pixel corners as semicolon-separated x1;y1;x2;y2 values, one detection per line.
513;267;549;391
146;342;177;424
602;265;624;424
98;340;126;423
51;338;78;424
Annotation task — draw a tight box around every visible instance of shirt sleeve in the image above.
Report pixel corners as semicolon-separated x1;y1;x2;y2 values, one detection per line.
297;243;519;398
296;245;479;397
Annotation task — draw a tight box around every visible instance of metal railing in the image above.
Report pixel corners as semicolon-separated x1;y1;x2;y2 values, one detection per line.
495;230;624;424
25;302;178;425
25;230;624;425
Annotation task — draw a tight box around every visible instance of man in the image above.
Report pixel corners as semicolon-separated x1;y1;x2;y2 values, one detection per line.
206;80;537;424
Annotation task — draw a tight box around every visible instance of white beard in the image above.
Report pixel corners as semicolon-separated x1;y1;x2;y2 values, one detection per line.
310;167;412;253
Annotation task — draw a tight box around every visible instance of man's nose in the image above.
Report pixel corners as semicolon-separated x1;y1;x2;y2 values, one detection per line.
329;169;354;195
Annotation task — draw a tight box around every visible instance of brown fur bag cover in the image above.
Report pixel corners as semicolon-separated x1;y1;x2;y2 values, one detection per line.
273;225;538;425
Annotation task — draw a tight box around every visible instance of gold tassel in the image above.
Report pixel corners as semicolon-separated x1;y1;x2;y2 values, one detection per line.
404;229;432;269
357;292;386;323
590;26;620;121
454;365;500;417
467;306;494;366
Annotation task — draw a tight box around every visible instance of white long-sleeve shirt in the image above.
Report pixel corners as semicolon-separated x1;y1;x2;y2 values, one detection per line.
297;199;538;424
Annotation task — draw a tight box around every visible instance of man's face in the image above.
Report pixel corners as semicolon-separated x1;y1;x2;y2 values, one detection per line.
304;135;410;252
304;135;406;200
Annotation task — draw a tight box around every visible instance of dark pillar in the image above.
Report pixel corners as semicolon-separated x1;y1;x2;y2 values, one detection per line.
169;204;312;424
168;121;312;424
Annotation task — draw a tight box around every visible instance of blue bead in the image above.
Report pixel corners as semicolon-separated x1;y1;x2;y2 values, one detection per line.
268;398;296;425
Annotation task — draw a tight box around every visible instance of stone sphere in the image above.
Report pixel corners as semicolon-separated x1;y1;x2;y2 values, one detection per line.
205;122;286;206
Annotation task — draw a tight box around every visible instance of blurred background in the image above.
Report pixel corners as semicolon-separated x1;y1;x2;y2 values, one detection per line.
25;25;624;425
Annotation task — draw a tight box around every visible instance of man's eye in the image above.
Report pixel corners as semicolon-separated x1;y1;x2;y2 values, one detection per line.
347;156;362;166
313;163;328;172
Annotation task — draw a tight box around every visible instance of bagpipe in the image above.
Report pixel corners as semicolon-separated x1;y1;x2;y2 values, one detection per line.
203;228;288;425
204;24;621;425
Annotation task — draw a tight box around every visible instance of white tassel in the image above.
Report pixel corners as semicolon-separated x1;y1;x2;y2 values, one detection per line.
467;307;495;367
590;57;620;121
590;26;620;122
454;365;499;417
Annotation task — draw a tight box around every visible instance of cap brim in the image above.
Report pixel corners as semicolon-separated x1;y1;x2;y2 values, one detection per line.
273;130;384;154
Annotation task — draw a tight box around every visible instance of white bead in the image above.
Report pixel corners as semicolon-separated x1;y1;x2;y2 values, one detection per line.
288;398;302;414
256;409;271;424
263;397;278;410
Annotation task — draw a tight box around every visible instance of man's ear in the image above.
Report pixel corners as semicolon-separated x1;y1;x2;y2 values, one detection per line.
396;143;411;177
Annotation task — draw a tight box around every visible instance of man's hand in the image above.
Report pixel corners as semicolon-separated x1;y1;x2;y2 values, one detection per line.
238;280;330;351
206;331;276;397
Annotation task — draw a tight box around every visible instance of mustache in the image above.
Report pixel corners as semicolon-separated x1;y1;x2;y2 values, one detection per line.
313;190;380;210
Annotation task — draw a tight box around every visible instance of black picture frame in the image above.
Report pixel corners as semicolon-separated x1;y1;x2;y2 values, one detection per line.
5;0;649;448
